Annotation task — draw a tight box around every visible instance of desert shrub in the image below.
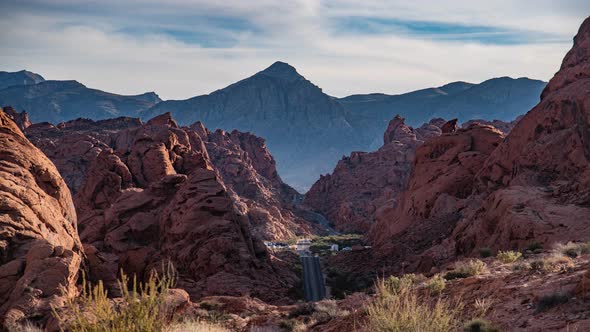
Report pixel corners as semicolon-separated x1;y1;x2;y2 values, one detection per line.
6;321;43;332
554;242;590;258
512;262;529;271
427;275;446;295
463;319;500;332
530;255;574;273
365;278;463;332
54;266;176;332
383;274;420;293
289;303;314;318
199;301;222;312
444;260;486;280
536;292;570;312
526;242;544;252
165;319;229;332
311;300;349;324
473;298;493;317
326;268;373;299
478;248;492;258
278;319;300;331
496;250;522;264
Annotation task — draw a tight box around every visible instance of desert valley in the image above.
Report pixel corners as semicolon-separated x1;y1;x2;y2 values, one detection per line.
1;2;590;332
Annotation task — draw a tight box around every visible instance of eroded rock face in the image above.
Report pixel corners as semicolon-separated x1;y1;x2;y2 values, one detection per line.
25;116;143;193
2;106;31;130
371;16;590;273
203;125;318;240
304;116;442;233
0;108;83;327
370;123;504;265
70;113;292;302
461;116;522;135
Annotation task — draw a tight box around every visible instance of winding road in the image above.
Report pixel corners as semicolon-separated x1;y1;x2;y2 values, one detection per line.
301;255;326;302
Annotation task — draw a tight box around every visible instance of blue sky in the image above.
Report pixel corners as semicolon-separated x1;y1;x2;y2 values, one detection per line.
0;0;588;99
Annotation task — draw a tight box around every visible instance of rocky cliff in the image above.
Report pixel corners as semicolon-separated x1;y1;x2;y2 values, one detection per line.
0;108;83;327
371;16;590;274
200;124;320;240
304;116;443;233
17;112;310;303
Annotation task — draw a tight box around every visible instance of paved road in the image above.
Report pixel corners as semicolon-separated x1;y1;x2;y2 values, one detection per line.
301;255;326;302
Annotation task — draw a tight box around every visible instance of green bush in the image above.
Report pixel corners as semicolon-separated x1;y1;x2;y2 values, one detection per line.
496;250;522;264
478;248;492;258
526;242;543;252
463;319;500;332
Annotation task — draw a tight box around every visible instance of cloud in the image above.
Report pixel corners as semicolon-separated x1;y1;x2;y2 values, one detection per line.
0;0;587;99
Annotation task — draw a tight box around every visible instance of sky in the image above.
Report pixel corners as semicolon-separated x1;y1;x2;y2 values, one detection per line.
0;0;588;100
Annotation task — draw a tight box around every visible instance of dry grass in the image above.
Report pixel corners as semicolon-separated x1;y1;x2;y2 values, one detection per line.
426;275;446;296
53;265;176;332
496;250;522;264
529;254;575;273
165;320;230;332
6;321;43;332
473;298;493;317
444;259;487;280
554;242;590;258
365;278;463;332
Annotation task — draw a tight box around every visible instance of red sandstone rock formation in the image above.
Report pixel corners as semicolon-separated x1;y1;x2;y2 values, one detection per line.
2;106;31;130
461;116;522;135
0;108;83;328
304;116;443;233
201;124;318;240
70;113;294;302
371;16;590;273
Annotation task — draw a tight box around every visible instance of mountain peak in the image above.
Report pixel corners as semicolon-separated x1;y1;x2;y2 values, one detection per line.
258;61;302;81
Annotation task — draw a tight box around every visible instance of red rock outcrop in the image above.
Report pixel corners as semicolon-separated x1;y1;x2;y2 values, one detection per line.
304;116;443;233
2;106;31;130
0;108;83;328
371;16;590;273
201;125;319;240
462;116;522;135
441;118;459;133
70;113;294;302
25;117;143;193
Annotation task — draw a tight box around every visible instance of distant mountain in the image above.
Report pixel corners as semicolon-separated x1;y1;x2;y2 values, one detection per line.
341;77;545;148
0;70;45;90
144;61;371;191
0;67;546;191
0;77;161;124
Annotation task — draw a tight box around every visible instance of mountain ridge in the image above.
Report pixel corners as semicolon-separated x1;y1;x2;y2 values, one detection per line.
0;65;545;191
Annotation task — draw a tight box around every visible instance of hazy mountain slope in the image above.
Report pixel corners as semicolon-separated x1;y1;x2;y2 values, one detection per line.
340;77;545;148
0;79;161;123
145;62;371;191
0;70;45;90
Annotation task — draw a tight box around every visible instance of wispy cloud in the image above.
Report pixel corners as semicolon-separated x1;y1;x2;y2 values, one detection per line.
0;0;587;99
